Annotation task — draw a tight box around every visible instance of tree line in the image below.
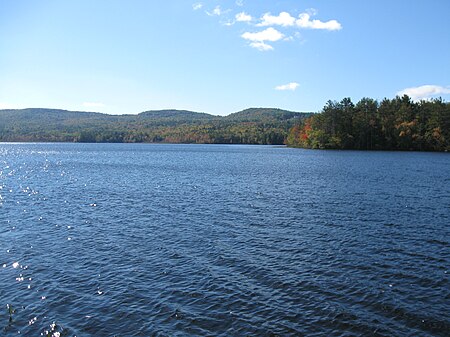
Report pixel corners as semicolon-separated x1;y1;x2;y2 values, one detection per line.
286;96;450;151
2;100;448;150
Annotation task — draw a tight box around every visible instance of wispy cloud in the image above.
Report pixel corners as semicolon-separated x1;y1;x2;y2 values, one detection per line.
192;3;203;11
397;85;450;100
257;12;296;27
296;13;342;31
200;5;341;51
236;12;252;22
82;102;105;108
275;82;299;91
213;6;222;16
0;102;22;110
305;8;318;16
241;27;284;51
206;5;223;16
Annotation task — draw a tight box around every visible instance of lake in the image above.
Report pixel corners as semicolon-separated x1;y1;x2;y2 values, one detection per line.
0;143;449;336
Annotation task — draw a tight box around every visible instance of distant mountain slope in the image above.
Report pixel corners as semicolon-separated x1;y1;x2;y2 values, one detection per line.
0;108;107;122
138;109;215;120
0;107;312;144
225;108;309;122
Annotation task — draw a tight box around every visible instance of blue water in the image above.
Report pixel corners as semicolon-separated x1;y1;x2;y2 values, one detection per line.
0;143;449;336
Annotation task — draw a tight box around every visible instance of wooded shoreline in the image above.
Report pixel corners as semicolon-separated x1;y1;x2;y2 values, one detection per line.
286;96;449;152
1;96;449;151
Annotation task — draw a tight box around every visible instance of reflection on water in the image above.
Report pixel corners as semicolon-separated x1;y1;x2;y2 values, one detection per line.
0;143;449;336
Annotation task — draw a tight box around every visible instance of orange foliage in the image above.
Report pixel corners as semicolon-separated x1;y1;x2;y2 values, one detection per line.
300;120;312;140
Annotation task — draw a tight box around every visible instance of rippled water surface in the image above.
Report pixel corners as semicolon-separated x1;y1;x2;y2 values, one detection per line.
0;143;449;336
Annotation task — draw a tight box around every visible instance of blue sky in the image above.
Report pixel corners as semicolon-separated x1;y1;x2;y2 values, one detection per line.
0;0;449;115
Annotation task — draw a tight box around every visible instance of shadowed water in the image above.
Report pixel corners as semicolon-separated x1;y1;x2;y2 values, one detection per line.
0;143;449;336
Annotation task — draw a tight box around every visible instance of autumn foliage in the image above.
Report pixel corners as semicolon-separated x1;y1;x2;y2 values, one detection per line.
287;96;450;151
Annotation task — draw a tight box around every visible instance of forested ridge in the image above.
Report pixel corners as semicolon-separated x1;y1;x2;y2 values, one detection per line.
287;96;450;151
0;108;310;145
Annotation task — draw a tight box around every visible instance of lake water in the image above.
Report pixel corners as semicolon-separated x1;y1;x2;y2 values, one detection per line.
0;143;449;336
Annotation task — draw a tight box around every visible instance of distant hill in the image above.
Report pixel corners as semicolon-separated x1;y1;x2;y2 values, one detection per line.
225;108;304;122
0;107;312;144
138;109;214;120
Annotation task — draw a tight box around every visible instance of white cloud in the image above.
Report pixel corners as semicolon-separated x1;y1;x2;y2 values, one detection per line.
397;85;450;100
296;13;342;31
241;27;284;51
275;82;300;91
257;12;296;27
206;5;231;17
236;12;252;22
192;3;203;11
255;10;341;31
82;102;105;108
202;5;341;51
249;42;273;51
206;5;223;16
241;27;284;42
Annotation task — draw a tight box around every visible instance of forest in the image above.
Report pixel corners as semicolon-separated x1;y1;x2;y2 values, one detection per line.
1;96;449;151
287;96;450;151
0;108;309;145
